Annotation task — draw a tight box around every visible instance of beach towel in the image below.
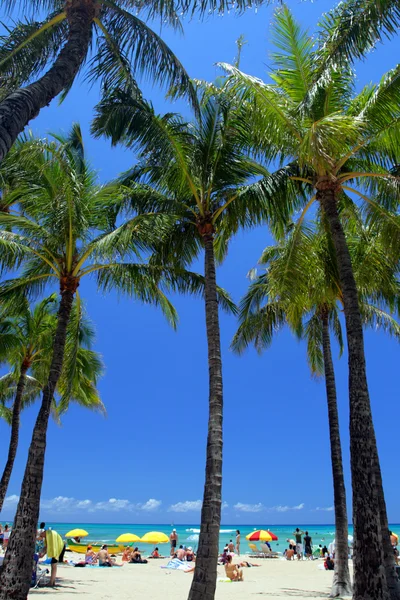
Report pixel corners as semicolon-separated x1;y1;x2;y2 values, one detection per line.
162;559;193;572
45;530;64;559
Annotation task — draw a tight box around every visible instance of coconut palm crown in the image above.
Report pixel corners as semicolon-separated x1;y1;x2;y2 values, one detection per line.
0;124;215;600
0;294;104;511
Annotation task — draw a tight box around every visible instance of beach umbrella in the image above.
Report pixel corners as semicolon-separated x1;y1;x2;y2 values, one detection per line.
65;528;89;538
116;533;141;543
140;531;169;544
186;534;199;542
246;530;277;542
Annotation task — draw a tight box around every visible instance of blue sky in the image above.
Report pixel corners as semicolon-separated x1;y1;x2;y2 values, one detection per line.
1;0;399;526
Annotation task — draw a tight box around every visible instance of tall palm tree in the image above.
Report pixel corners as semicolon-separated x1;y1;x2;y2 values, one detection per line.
0;0;271;164
0;294;104;511
0;125;205;600
92;85;272;600
221;7;400;598
232;217;400;598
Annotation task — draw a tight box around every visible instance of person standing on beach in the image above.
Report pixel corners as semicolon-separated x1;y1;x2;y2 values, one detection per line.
170;529;178;555
2;525;10;549
39;529;66;586
236;530;241;555
293;528;304;560
303;531;312;559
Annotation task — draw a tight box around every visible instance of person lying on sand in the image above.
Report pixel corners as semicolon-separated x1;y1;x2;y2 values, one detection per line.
98;545;123;567
224;555;244;581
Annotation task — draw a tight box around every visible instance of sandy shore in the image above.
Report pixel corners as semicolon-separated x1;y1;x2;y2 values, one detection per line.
31;553;351;599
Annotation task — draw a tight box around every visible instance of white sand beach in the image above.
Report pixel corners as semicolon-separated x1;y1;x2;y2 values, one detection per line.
32;553;348;600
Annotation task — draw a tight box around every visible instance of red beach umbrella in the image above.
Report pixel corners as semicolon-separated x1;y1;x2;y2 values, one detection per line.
246;530;278;542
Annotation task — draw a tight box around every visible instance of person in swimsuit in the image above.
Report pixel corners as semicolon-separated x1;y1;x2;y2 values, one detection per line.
85;546;97;564
286;544;295;560
177;545;186;560
98;545;123;567
228;540;235;552
236;530;241;555
170;529;178;554
303;531;313;559
225;554;244;581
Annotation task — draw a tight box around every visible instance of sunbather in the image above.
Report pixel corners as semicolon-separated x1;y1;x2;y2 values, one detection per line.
122;547;133;562
98;545;123;567
85;546;97;564
224;555;244;581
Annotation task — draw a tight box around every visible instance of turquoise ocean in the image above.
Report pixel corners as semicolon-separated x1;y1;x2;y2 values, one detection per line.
45;522;400;553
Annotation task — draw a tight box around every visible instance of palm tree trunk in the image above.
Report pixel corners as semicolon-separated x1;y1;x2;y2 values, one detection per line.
318;181;391;600
0;362;28;511
0;0;95;164
372;439;400;600
188;232;223;600
321;311;352;598
0;288;75;600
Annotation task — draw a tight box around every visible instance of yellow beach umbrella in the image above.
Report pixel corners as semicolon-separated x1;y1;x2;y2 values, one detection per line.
65;528;89;538
116;533;141;543
140;531;169;544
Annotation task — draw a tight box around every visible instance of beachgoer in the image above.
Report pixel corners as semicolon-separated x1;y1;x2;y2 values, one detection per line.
98;545;123;567
122;547;133;562
3;524;11;549
303;531;312;559
85;546;97;564
186;547;194;562
219;550;229;564
177;545;186;560
228;540;235;552
130;547;148;564
170;529;178;553
151;547;160;558
322;545;329;557
39;529;66;586
390;531;398;547
293;528;304;560
236;530;241;555
73;536;81;543
225;554;244;581
286;544;295;560
324;556;334;571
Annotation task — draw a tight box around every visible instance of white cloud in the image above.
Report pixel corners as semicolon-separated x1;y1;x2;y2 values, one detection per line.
169;500;202;513
3;495;19;509
94;498;131;512
315;506;334;512
76;500;92;509
222;501;229;510
274;503;304;513
16;496;163;514
234;502;264;513
140;499;161;511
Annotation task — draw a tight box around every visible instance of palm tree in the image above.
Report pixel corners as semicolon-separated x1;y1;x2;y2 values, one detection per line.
232;216;400;597
221;7;400;598
92;83;273;600
0;124;206;600
0;0;272;165
0;294;104;511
